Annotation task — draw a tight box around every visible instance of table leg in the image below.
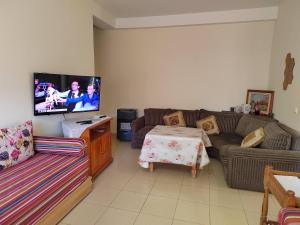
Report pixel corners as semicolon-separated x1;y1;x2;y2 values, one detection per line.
149;162;154;172
191;165;197;178
260;189;269;225
260;166;271;225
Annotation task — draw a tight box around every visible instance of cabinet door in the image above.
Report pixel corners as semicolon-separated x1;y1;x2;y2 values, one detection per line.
90;131;112;175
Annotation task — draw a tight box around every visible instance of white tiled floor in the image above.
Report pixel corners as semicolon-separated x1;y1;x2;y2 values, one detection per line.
60;137;281;225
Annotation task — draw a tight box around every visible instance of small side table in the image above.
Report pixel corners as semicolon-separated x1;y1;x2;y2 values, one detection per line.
260;166;300;225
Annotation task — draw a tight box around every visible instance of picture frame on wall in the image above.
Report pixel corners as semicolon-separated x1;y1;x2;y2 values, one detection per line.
246;89;274;116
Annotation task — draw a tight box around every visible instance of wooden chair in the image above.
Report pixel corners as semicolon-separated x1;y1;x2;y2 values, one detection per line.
260;166;300;225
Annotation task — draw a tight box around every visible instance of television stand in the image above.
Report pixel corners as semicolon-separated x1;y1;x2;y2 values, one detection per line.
62;117;113;180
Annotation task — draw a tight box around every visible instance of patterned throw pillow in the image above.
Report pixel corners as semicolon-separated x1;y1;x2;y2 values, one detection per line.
163;111;186;127
196;115;220;135
0;121;34;170
241;127;265;148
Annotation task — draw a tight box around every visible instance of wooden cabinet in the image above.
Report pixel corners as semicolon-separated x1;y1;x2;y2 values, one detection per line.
80;118;113;180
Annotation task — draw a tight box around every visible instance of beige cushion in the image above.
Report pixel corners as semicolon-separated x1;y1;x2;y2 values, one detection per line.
196;115;220;135
163;111;186;127
241;127;265;148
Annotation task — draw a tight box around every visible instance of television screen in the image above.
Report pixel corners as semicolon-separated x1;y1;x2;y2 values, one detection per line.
34;73;101;116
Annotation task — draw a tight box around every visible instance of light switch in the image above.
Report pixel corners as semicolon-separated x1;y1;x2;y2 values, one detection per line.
294;107;299;114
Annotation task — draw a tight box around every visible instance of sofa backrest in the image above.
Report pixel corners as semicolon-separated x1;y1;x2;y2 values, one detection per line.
235;115;276;137
144;108;200;127
278;123;300;151
199;109;243;133
144;108;172;126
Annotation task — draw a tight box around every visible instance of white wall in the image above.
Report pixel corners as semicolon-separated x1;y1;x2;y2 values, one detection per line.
268;0;300;130
94;21;275;131
0;0;96;136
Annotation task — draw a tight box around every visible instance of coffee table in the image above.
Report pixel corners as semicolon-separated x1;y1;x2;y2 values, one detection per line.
138;125;212;177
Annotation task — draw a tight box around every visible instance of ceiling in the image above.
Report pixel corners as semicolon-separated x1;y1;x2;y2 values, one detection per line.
95;0;279;18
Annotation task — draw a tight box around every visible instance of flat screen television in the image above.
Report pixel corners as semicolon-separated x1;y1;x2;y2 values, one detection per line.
34;73;101;116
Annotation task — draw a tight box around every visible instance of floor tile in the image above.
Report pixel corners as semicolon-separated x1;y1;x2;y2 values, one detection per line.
210;189;242;209
174;200;210;224
141;195;177;219
151;182;181;199
110;190;147;212
124;179;154;194
84;186;120;206
95;207;138;225
239;191;280;215
182;173;210;189
172;220;203;225
245;210;277;225
96;172;133;189
61;202;106;225
179;186;210;204
134;213;173;225
210;205;248;225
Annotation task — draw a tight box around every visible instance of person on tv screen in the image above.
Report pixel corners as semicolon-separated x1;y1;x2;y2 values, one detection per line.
35;81;83;112
60;83;99;111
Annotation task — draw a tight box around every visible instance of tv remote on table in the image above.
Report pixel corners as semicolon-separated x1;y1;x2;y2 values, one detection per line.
76;120;92;124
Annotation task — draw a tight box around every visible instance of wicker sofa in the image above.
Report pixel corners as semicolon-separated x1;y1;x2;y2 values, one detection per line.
131;108;300;192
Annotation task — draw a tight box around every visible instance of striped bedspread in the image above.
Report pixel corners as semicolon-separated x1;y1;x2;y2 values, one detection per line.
278;208;300;225
0;153;89;225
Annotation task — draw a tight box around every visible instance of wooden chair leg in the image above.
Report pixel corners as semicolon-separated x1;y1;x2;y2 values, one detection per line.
149;162;154;172
191;165;197;178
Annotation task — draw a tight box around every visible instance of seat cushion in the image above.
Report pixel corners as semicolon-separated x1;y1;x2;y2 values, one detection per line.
0;153;88;224
144;108;172;126
261;122;292;150
209;133;243;151
235;115;274;137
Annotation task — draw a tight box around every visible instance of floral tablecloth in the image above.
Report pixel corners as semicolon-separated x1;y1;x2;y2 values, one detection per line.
138;125;212;169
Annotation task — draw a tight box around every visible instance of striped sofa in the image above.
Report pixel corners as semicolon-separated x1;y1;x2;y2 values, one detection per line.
0;136;92;225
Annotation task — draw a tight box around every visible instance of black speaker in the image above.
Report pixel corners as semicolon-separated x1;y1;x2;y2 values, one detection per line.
117;109;137;141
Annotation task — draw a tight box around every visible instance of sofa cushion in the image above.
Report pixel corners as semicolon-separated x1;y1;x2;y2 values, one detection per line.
163;111;186;127
0;121;34;171
199;109;243;133
34;136;86;157
235;115;273;137
241;128;265;148
209;133;243;151
261;122;292;150
196;115;220;135
144;108;171;126
278;123;300;151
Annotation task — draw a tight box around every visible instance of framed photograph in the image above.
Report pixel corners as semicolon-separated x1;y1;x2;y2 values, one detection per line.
246;89;274;116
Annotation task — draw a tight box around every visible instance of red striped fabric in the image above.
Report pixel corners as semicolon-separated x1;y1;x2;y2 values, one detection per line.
33;136;86;157
278;208;300;225
0;153;89;225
